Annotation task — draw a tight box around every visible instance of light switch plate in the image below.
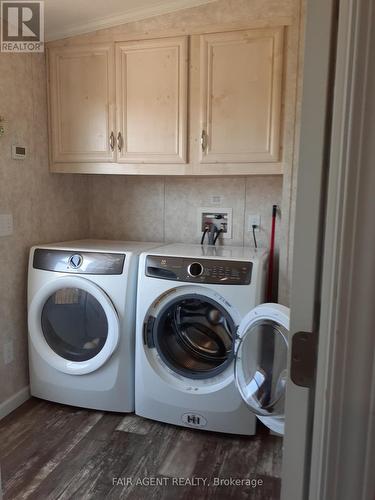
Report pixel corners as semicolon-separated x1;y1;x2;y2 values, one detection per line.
0;214;13;237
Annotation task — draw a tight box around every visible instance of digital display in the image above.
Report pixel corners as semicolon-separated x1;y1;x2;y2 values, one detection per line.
12;145;26;159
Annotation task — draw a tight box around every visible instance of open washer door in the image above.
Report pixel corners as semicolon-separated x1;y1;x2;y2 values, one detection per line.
234;303;289;435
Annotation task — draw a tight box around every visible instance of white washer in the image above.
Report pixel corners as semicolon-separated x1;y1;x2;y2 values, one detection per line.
28;239;160;412
135;243;289;435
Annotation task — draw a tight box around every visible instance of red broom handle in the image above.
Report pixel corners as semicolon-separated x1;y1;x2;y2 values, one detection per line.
267;205;277;302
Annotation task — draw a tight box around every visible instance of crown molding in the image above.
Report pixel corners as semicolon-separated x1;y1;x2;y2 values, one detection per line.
46;0;217;41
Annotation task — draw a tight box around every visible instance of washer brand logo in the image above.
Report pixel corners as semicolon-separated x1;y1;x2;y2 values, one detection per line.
182;413;207;428
1;1;44;52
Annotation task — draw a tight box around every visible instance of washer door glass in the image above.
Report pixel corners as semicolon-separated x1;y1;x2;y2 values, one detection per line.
151;294;236;379
41;287;108;362
235;316;288;418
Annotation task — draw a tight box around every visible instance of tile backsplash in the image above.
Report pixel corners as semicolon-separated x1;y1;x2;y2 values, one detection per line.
88;175;283;249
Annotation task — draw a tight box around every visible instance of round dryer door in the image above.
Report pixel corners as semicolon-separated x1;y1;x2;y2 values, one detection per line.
234;303;289;435
28;276;120;375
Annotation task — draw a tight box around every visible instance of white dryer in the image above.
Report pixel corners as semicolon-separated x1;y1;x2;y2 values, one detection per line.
135;244;289;435
28;239;159;412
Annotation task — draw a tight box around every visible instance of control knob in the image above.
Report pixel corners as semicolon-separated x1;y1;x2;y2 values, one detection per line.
188;262;204;277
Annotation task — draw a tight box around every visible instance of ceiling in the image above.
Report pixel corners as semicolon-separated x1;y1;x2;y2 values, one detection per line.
44;0;216;41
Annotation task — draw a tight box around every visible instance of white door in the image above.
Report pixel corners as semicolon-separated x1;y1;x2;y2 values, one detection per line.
234;303;289;435
28;276;120;375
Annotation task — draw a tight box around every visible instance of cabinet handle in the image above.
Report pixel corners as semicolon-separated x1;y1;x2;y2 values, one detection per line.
117;132;123;152
109;132;115;151
201;130;208;152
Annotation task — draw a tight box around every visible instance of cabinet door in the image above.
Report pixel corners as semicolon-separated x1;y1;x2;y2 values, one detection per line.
48;44;115;163
116;37;188;164
200;28;284;164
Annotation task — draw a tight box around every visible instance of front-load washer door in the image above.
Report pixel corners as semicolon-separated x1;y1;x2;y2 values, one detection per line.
145;287;238;380
234;303;289;435
28;276;120;375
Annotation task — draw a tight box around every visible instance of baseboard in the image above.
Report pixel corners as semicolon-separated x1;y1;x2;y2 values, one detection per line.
0;386;30;421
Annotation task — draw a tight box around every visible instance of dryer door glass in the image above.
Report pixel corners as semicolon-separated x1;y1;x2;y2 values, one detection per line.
41;287;108;362
235;319;288;418
151;294;236;379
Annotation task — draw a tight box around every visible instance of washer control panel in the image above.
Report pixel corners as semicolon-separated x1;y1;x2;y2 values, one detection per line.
146;256;252;285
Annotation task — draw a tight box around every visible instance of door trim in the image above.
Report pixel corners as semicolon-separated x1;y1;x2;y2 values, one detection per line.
309;0;375;499
280;0;338;498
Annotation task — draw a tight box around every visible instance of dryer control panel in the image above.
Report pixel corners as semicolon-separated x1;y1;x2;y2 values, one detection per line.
145;256;252;285
33;249;125;275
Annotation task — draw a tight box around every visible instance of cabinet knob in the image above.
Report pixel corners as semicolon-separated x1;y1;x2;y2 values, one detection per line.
117;132;123;152
201;130;208;152
109;132;115;151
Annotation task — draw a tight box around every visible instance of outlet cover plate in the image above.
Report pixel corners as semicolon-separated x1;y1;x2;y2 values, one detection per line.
248;214;261;232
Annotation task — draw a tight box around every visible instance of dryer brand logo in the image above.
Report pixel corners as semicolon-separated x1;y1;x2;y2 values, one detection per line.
182;413;207;428
1;1;44;52
69;254;83;269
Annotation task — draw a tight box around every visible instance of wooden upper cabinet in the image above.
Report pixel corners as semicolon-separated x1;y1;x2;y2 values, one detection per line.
199;28;284;164
47;28;286;175
115;37;188;164
48;43;115;163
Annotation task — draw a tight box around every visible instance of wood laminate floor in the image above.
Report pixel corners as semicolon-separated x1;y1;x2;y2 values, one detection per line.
0;398;282;500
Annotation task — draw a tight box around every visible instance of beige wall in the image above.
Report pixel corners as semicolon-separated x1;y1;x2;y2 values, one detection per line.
0;53;89;405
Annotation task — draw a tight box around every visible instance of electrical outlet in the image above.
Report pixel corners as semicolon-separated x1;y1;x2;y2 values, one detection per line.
210;195;222;205
248;214;261;232
3;341;14;365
